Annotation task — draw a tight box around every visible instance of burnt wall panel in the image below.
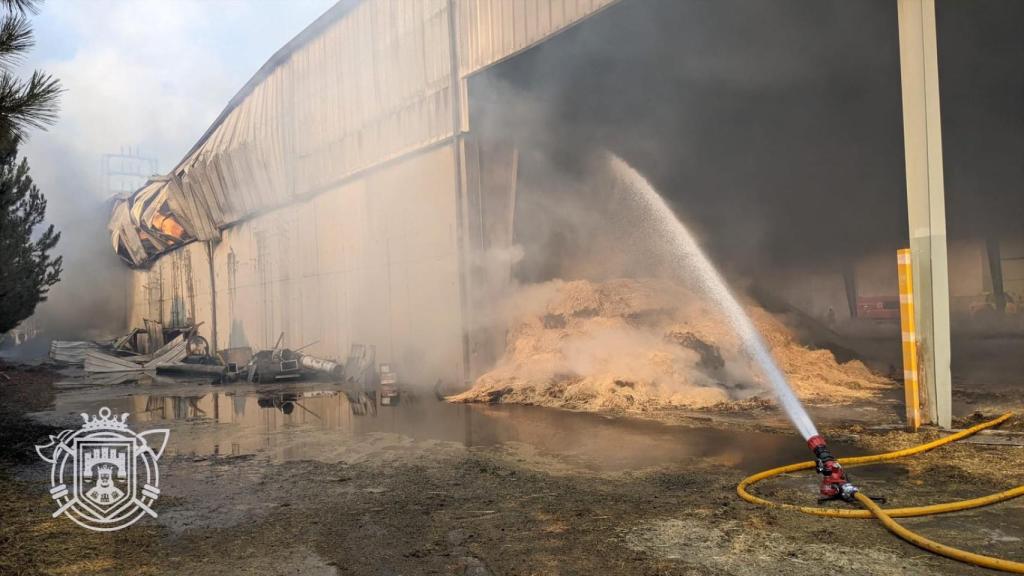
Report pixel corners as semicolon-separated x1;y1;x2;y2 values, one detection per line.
126;241;215;346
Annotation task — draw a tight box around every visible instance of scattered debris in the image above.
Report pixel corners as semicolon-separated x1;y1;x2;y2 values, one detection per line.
141;335;189;369
344;344;377;388
247;348;303;382
155;362;227;379
83;349;149;373
85;334;188;373
218;346;253;376
296;352;344;378
72;321;222;379
48;340;101;364
244;338;345;383
379;363;400;405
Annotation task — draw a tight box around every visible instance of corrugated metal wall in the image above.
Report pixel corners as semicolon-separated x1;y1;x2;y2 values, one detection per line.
175;0;456;238
124;0;616;383
206;145;462;383
169;0;617;239
456;0;617;75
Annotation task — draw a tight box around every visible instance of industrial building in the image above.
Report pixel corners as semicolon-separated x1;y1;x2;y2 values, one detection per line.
107;0;1023;428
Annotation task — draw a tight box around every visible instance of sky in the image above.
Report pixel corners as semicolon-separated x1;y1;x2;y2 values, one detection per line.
19;0;336;223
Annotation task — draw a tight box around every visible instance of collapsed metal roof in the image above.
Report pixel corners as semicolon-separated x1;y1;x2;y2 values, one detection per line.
108;0;360;267
109;179;194;266
108;0;618;268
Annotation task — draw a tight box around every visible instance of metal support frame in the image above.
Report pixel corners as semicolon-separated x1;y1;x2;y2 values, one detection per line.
206;240;219;353
448;0;472;385
897;0;952;428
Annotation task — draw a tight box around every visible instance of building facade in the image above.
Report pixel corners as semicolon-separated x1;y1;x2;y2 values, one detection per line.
108;0;617;385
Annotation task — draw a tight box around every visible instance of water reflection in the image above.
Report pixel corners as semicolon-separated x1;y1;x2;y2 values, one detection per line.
132;389;381;428
38;384;809;472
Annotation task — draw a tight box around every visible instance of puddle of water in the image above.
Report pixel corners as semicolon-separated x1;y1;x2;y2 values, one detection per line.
38;378;813;472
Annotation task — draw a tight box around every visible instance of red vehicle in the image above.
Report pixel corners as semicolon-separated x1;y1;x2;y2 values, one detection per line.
856;296;900;320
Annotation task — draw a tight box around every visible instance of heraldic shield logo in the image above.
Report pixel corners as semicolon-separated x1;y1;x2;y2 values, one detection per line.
35;407;169;532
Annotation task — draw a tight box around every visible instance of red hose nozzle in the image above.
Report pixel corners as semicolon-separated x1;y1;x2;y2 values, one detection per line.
807;435;856;501
807;435;827;452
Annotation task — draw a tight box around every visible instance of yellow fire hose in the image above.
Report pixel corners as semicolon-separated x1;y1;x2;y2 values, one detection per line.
737;413;1024;573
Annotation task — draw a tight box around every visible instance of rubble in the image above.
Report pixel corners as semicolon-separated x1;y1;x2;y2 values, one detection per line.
48;340;101;364
61;321;222;378
243;338;346;383
296;352;344;377
84;334;189;373
155;362;227;379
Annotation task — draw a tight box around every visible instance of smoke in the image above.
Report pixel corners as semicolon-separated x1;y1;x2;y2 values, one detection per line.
470;0;1024;345
608;152;818;437
452;0;908;389
7;0;333;344
458;129;769;403
469;0;912;281
457;0;916;394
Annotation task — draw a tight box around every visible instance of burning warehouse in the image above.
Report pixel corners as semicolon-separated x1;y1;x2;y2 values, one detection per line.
105;0;1023;424
2;0;1023;574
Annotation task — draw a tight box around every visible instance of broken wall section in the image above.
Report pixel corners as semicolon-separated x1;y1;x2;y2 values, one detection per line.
127;241;215;350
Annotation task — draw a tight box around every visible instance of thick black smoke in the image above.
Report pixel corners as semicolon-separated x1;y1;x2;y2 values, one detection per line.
471;0;1023;285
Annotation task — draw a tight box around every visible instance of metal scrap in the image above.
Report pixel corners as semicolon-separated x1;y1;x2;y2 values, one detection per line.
244;339;345;383
85;334;188;373
49;341;101;364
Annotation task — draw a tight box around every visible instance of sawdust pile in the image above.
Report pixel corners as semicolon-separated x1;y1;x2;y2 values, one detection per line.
451;279;890;412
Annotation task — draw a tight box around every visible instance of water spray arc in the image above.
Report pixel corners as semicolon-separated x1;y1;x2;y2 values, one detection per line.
608;155;1024;571
607;153;819;439
607;153;855;500
602;155;1024;573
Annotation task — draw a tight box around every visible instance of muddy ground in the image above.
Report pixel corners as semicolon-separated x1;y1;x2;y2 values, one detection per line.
0;362;1022;576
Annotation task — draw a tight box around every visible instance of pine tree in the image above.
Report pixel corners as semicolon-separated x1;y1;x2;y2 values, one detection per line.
0;0;61;138
0;0;61;334
0;128;60;332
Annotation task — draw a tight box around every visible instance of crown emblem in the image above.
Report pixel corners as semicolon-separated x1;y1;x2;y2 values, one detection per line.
35;405;169;532
80;407;130;431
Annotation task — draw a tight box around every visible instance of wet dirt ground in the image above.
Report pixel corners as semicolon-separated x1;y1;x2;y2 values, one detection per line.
1;362;1022;576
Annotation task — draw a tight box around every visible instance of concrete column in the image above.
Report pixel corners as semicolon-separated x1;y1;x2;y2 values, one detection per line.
897;0;952;428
